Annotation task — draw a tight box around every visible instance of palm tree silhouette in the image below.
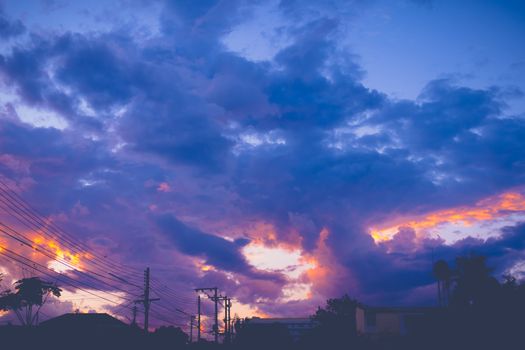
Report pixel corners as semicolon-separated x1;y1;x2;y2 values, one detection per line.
433;259;452;307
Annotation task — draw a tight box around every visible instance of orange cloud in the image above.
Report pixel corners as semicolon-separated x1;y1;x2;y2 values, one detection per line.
370;191;525;243
31;235;89;272
245;222;303;250
231;300;269;319
303;228;329;285
194;259;216;273
302;228;354;297
241;224;353;302
240;225;319;303
0;230;89;273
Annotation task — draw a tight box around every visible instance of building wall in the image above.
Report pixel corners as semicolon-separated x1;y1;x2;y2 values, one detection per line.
244;318;317;342
356;306;420;336
356;307;366;334
376;313;402;334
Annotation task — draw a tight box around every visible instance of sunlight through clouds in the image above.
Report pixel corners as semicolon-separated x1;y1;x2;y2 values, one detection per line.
242;242;316;301
370;191;525;244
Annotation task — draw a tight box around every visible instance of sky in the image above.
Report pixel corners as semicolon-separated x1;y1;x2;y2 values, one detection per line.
0;0;524;331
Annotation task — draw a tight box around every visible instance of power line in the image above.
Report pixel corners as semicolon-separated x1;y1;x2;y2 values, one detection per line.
0;177;200;331
0;223;139;296
0;198;145;289
0;247;134;309
0;197;143;290
148;306;190;328
0;180;198;309
149;287;194;311
149;278;196;301
0;180;144;279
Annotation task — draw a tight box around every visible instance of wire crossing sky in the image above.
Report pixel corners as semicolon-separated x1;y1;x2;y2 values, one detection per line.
0;0;524;320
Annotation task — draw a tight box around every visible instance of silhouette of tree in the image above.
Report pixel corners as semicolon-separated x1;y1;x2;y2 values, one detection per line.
300;294;358;349
234;321;293;350
500;274;525;315
450;255;499;309
433;259;452;307
313;294;357;325
0;277;61;326
0;289;16;312
427;255;525;350
151;325;188;349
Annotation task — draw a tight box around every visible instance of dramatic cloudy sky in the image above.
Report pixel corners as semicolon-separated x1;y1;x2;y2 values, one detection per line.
0;0;524;329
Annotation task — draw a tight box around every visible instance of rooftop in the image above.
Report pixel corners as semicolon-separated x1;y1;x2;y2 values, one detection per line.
39;313;129;329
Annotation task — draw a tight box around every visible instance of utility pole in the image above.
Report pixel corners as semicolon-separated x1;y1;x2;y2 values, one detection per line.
197;295;201;342
227;298;232;342
218;295;232;343
195;287;219;343
190;315;195;343
224;297;228;337
217;295;227;339
135;267;160;333
132;305;137;326
214;288;218;343
144;267;151;332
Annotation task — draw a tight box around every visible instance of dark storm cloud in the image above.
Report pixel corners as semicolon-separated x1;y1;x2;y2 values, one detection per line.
0;40;56;104
156;213;252;273
0;29;232;170
431;222;525;268
0;6;25;39
0;34;106;131
360;80;525;208
160;0;244;58
0;117;110;181
156;213;285;285
380;79;503;151
55;34;137;110
120;96;233;171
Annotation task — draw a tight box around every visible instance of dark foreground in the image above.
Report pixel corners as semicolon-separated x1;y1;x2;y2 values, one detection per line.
1;311;524;350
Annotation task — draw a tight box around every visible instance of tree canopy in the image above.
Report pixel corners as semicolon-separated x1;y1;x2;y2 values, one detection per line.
0;276;61;326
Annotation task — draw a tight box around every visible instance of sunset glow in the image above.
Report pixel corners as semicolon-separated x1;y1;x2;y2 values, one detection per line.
370;191;525;243
195;260;216;273
243;243;315;278
31;236;88;272
231;300;269;319
242;242;316;301
58;289;128;315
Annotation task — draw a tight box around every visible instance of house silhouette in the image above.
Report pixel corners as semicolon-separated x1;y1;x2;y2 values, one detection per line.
39;312;129;330
35;313;143;350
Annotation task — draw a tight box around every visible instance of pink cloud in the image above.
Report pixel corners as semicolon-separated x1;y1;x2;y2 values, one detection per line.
157;182;171;193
